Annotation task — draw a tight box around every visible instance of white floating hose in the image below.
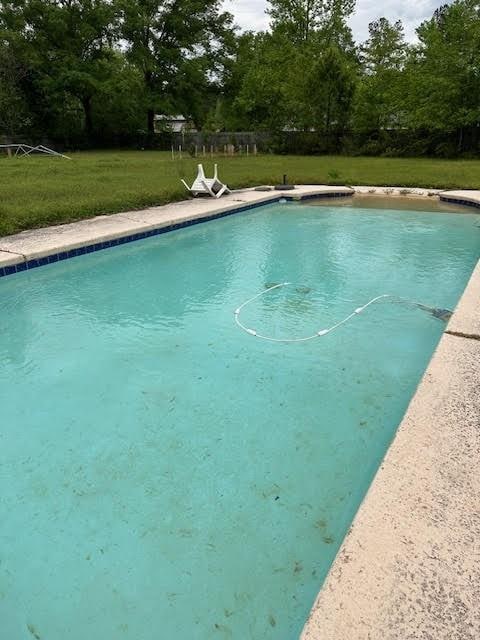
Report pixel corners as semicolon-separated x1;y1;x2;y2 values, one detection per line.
233;284;438;343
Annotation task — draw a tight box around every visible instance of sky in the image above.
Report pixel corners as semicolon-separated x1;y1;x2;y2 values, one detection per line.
223;0;442;42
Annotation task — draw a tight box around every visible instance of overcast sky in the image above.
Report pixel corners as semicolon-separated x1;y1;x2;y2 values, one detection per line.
223;0;443;42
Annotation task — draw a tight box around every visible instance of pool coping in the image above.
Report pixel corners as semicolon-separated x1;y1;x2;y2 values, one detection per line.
1;184;479;638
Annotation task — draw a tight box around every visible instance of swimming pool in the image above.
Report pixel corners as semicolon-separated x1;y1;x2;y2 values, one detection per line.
1;201;479;640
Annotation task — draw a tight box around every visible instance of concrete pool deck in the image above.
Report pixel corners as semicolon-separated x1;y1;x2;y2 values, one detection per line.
0;185;479;639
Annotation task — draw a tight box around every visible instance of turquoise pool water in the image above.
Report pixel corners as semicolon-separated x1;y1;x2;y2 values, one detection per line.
1;202;479;640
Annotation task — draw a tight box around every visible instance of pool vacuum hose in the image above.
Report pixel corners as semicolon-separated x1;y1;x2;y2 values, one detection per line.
234;283;452;343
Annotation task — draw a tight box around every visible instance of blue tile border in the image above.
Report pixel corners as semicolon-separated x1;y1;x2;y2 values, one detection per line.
291;191;353;202
439;196;480;209
0;191;353;279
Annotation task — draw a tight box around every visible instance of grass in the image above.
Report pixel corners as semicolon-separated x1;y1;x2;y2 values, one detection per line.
1;150;480;236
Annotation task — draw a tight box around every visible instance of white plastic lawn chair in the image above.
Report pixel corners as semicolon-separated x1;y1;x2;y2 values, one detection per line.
181;164;230;198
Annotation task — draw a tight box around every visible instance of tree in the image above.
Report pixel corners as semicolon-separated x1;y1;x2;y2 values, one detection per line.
91;53;145;144
223;0;358;134
0;42;31;138
354;18;407;131
402;0;480;151
267;0;355;47
0;0;117;140
304;45;356;135
117;0;234;136
222;31;296;131
360;18;406;72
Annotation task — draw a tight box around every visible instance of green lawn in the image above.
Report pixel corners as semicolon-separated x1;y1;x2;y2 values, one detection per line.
1;150;480;236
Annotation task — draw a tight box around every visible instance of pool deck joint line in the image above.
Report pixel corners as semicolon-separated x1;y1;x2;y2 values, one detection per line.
445;329;480;341
1;185;479;639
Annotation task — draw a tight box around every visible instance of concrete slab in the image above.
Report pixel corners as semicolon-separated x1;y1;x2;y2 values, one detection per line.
301;332;480;640
122;190;282;226
446;261;480;338
0;250;23;267
288;185;354;199
0;213;159;260
439;190;480;207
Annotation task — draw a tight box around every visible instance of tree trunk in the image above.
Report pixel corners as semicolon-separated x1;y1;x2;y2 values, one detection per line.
147;108;155;135
81;96;93;139
325;92;332;134
144;70;156;137
457;127;464;153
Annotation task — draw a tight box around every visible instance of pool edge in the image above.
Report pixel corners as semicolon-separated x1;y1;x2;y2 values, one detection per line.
1;185;479;278
0;186;353;278
300;259;480;640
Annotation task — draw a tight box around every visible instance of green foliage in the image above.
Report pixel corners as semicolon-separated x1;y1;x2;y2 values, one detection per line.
354;18;406;131
0;43;31;137
225;32;294;131
268;0;355;47
2;0;117;138
401;0;480;143
116;0;234;133
225;0;480;156
0;0;479;156
304;46;357;133
0;0;234;143
224;1;357;136
91;53;145;143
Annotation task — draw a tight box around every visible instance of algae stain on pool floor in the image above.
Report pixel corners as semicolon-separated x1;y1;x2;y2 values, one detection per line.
0;202;479;640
